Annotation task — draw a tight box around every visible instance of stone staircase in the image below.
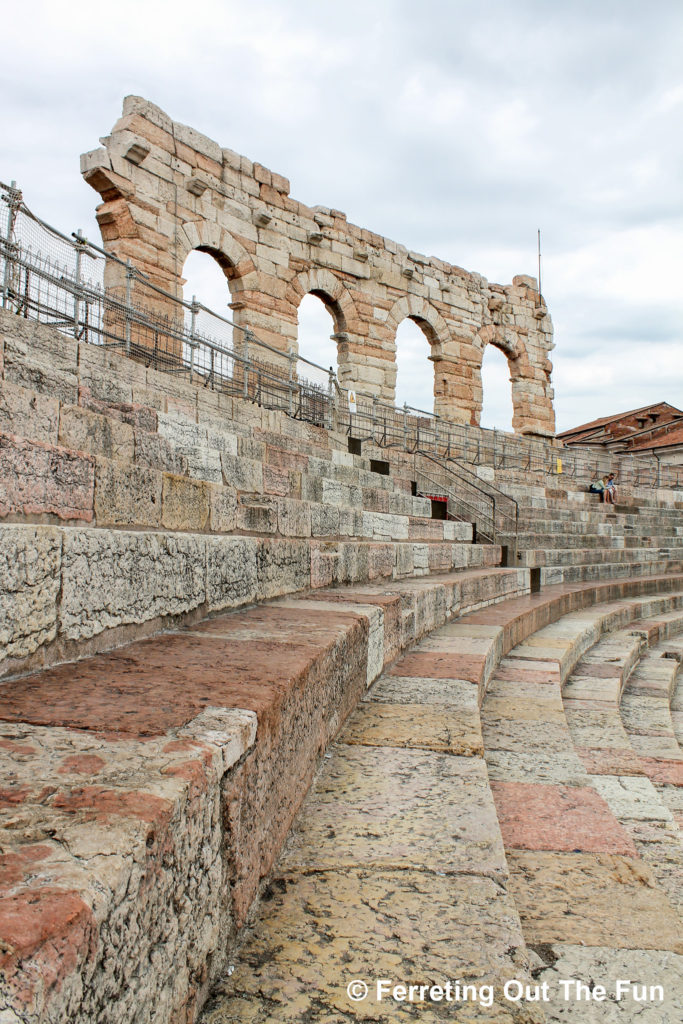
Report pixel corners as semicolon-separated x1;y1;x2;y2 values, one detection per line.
200;579;683;1023
2;308;683;1023
497;484;683;585
0;311;499;680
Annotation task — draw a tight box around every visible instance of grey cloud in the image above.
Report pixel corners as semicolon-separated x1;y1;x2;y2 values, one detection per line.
2;0;682;431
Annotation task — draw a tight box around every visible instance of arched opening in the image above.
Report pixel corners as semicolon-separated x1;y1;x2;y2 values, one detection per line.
182;247;235;313
181;248;236;383
394;316;436;412
480;342;514;431
296;292;339;374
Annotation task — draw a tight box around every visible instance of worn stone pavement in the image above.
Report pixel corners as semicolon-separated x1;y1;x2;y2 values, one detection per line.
201;598;683;1024
201;623;543;1023
482;608;683;1023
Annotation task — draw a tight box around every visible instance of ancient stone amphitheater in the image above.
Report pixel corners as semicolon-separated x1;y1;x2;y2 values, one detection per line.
0;99;681;1023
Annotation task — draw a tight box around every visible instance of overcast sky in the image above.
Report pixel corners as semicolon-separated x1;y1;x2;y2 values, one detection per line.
3;0;682;431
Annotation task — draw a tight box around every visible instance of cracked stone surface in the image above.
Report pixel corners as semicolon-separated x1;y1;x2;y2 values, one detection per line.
535;945;683;1023
490;781;637;856
201;868;543;1024
342;702;483;756
279;744;507;878
507;851;683;951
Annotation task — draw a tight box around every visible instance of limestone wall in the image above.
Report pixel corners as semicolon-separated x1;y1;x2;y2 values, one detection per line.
81;96;556;436
0;310;502;679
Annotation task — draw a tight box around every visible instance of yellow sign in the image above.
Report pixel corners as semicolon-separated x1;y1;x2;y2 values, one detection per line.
556;457;563;474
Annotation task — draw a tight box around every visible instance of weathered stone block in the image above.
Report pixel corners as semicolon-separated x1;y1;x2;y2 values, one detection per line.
236;436;265;461
78;343;145;403
183;447;223;484
394;544;414;577
322;479;361;507
0;312;78;403
0;433;94;521
444;520;474;542
263;464;290;496
0;525;61;668
3;346;78;404
134;430;188;474
79;389;158;432
209;484;238;533
311;504;340;537
368;543;394;580
339;507;364;536
255;539;310;599
300;474;323;502
157;413;206;448
206;536;258;611
59;405;135;461
161;474;210;530
237;497;277;534
277;498;311;538
59;529;207;640
265;445;308;473
94;458;161;527
310;543;337;588
0;379;59;444
220;452;263;493
206;428;238;455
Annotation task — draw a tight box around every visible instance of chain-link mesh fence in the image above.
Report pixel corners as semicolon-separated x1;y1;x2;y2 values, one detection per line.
1;178;681;492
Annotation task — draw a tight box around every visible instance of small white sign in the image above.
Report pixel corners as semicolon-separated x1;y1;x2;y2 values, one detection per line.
347;390;357;413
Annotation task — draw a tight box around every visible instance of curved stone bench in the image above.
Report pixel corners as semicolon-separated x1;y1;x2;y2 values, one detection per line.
0;566;527;1024
479;597;683;1023
198;573;683;1023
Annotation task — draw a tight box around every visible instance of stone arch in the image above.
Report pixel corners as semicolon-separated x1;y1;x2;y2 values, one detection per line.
474;324;533;432
385;295;451;405
177;222;255;296
285;268;359;337
284;268;363;383
385;295;450;360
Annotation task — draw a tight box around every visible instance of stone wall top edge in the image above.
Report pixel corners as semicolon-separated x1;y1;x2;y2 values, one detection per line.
99;97;551;293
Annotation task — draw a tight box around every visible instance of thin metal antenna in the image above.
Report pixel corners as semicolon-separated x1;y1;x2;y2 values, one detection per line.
537;228;542;303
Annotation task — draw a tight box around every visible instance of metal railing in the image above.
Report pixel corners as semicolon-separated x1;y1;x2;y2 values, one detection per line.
1;178;682;504
413;451;519;546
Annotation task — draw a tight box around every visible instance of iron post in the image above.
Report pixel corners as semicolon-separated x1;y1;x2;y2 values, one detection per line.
1;180;22;311
124;260;134;355
189;295;198;383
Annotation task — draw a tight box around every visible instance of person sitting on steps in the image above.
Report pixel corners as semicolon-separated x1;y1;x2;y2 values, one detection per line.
605;473;618;504
589;475;608;502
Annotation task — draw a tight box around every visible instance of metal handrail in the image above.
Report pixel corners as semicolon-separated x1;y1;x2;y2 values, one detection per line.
440;453;519;531
414;450;512;545
2;177;682;493
415;465;496;543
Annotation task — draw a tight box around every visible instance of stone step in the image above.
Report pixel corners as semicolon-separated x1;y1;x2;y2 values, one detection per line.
666;637;683;748
479;600;683;1022
621;651;683;764
1;426;436;537
511;495;683;517
236;493;473;544
514;518;683;537
539;557;683;586
561;621;683;929
0;521;502;680
518;546;682;568
514;534;683;553
0;567;530;1024
200;621;546;1023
